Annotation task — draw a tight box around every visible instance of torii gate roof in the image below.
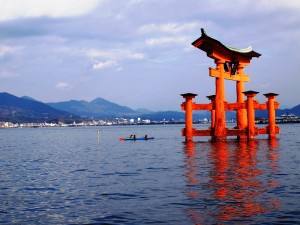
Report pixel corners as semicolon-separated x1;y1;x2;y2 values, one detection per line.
192;28;261;60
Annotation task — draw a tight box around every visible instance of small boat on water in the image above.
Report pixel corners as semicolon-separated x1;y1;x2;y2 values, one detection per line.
119;136;154;141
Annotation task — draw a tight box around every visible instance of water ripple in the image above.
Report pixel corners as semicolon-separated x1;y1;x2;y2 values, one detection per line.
0;125;299;224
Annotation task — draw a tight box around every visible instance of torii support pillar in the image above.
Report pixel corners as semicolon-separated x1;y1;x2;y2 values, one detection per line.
207;95;216;135
236;63;249;140
181;93;197;142
244;90;259;140
214;60;227;141
264;93;279;139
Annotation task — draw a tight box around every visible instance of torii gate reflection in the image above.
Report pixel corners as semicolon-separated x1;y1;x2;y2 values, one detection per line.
183;140;280;224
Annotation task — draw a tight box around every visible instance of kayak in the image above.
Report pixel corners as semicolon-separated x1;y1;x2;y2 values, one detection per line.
119;137;154;141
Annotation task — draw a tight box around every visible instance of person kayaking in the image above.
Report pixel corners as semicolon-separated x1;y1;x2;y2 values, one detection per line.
144;134;148;140
133;135;136;140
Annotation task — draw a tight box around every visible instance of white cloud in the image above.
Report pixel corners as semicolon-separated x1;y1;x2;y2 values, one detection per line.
139;22;199;34
85;49;145;61
0;0;103;21
145;36;189;47
86;49;108;58
92;60;120;70
257;0;300;11
55;82;73;90
200;0;300;13
85;49;144;71
56;48;143;72
127;52;145;59
0;70;17;78
0;45;19;58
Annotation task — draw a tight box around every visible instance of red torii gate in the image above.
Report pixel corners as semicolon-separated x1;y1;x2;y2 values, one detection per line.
181;29;280;141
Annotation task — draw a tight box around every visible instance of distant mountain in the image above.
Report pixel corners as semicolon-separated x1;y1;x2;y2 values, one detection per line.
21;96;37;101
256;104;300;118
48;97;203;121
0;92;76;123
141;111;185;121
47;97;139;119
1;92;300;123
135;108;154;114
290;104;300;113
48;98;192;120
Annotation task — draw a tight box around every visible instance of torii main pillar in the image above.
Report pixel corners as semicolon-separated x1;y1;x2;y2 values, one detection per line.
192;29;261;140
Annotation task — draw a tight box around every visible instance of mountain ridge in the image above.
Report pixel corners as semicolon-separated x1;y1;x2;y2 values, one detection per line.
1;92;300;123
0;92;75;123
47;97;138;119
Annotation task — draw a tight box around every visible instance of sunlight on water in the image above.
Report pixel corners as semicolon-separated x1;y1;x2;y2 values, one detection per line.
0;124;299;224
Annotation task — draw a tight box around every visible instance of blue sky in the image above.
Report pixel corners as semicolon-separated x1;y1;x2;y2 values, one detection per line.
0;0;299;111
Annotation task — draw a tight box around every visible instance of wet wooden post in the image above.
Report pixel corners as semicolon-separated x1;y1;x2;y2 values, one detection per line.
207;95;216;136
243;90;259;140
264;93;279;139
181;93;197;142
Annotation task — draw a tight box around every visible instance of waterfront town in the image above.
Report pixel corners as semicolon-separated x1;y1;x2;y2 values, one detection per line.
1;112;299;128
0;117;185;128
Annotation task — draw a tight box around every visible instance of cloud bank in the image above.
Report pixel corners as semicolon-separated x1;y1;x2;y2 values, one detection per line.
0;0;300;110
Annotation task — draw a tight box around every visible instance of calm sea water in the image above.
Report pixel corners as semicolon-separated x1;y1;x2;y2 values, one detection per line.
1;124;300;224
